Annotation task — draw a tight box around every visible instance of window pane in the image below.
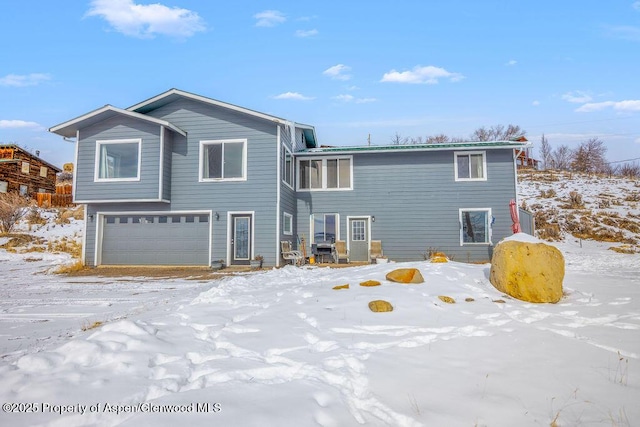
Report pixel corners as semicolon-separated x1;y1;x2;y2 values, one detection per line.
325;214;336;242
352;220;365;241
313;215;324;242
285;151;293;185
0;181;7;193
205;144;222;179
462;211;488;243
327;159;338;188
457;155;470;179
224;142;244;178
310;160;322;189
470;154;484;178
300;160;310;189
338;159;350;188
99;142;139;179
283;214;292;234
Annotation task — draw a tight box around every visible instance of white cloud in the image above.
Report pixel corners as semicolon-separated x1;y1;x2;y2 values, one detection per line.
295;29;318;37
0;120;41;129
576;100;640;112
506;60;517;66
380;65;464;84
0;73;51;87
332;94;376;104
272;92;314;100
254;10;286;27
562;91;593;103
86;0;205;39
532;100;540;106
323;64;352;81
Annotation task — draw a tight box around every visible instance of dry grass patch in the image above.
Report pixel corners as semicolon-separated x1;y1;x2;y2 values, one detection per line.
47;237;82;258
81;320;104;331
54;260;86;274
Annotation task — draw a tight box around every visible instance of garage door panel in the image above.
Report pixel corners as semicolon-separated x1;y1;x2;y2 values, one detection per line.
101;214;210;265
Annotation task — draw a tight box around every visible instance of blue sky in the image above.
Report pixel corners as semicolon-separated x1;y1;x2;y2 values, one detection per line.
1;0;639;168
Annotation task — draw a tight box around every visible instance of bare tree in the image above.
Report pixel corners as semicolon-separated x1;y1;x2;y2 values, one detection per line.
425;134;450;144
571;138;608;174
390;132;409;145
619;162;640;179
471;124;525;141
551;145;572;170
0;192;30;233
539;134;552;170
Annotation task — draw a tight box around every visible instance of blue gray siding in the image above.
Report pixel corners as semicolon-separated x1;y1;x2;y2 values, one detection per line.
296;149;517;262
279;125;298;260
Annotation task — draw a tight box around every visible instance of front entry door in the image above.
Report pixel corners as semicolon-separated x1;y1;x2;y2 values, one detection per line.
348;217;370;262
231;214;252;265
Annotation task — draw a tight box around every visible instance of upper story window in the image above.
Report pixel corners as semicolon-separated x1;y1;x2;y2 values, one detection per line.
95;139;141;182
21;162;30;174
454;151;487;181
282;146;293;188
297;157;352;191
40;166;48;178
200;139;247;181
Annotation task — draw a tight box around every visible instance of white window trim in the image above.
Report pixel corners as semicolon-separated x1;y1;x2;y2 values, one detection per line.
199;139;248;182
454;151;487;182
21;161;30;174
459;208;492;246
94;138;142;182
282;145;294;190
296;156;353;191
283;212;293;235
310;213;340;244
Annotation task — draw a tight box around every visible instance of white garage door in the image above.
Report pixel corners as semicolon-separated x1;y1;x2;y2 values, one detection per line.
101;213;210;265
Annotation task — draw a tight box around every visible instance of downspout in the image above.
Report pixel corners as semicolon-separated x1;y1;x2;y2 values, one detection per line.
275;125;282;267
513;147;525;217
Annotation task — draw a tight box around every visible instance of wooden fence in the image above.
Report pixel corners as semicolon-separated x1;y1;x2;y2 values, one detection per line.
36;184;74;207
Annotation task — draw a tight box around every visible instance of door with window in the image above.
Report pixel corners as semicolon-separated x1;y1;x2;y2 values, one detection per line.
348;217;370;262
231;214;252;265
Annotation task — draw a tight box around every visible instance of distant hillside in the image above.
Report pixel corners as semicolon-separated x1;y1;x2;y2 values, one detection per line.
518;169;640;253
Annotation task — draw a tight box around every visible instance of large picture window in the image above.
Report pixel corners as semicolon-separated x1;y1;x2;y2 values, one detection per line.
95;139;141;181
200;139;247;181
455;151;486;181
298;157;352;191
312;213;338;243
460;208;491;245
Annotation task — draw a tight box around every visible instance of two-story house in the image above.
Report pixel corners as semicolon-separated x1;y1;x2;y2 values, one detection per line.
0;144;61;196
50;89;530;267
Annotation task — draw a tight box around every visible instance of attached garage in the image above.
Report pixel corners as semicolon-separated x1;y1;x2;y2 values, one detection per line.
99;213;211;266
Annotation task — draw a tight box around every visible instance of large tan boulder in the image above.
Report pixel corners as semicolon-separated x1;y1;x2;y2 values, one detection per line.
490;239;564;303
385;268;424;284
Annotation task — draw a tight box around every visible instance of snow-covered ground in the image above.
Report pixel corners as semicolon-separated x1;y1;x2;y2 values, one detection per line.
0;189;639;426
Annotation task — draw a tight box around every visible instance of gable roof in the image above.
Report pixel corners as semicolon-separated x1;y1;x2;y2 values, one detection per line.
49;105;187;139
0;144;62;172
126;88;317;147
296;140;532;156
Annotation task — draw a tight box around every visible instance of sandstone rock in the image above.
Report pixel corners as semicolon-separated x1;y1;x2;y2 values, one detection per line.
333;284;349;290
368;300;393;312
438;295;455;304
430;252;449;263
360;280;381;287
385;268;424;284
490;239;564;303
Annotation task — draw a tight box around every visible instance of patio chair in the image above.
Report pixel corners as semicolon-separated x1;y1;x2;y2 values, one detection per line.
281;241;304;266
334;240;349;264
370;240;383;263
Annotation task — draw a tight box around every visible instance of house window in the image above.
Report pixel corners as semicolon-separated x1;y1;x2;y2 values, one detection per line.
455;151;486;181
19;185;28;196
283;212;293;235
21;162;30;174
312;213;338;243
298;157;352;191
95;139;141;181
460;208;492;245
200;139;246;181
0;181;7;193
282;146;293;188
40;166;48;178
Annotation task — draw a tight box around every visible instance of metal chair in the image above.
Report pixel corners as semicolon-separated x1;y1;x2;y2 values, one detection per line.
281;241;304;266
